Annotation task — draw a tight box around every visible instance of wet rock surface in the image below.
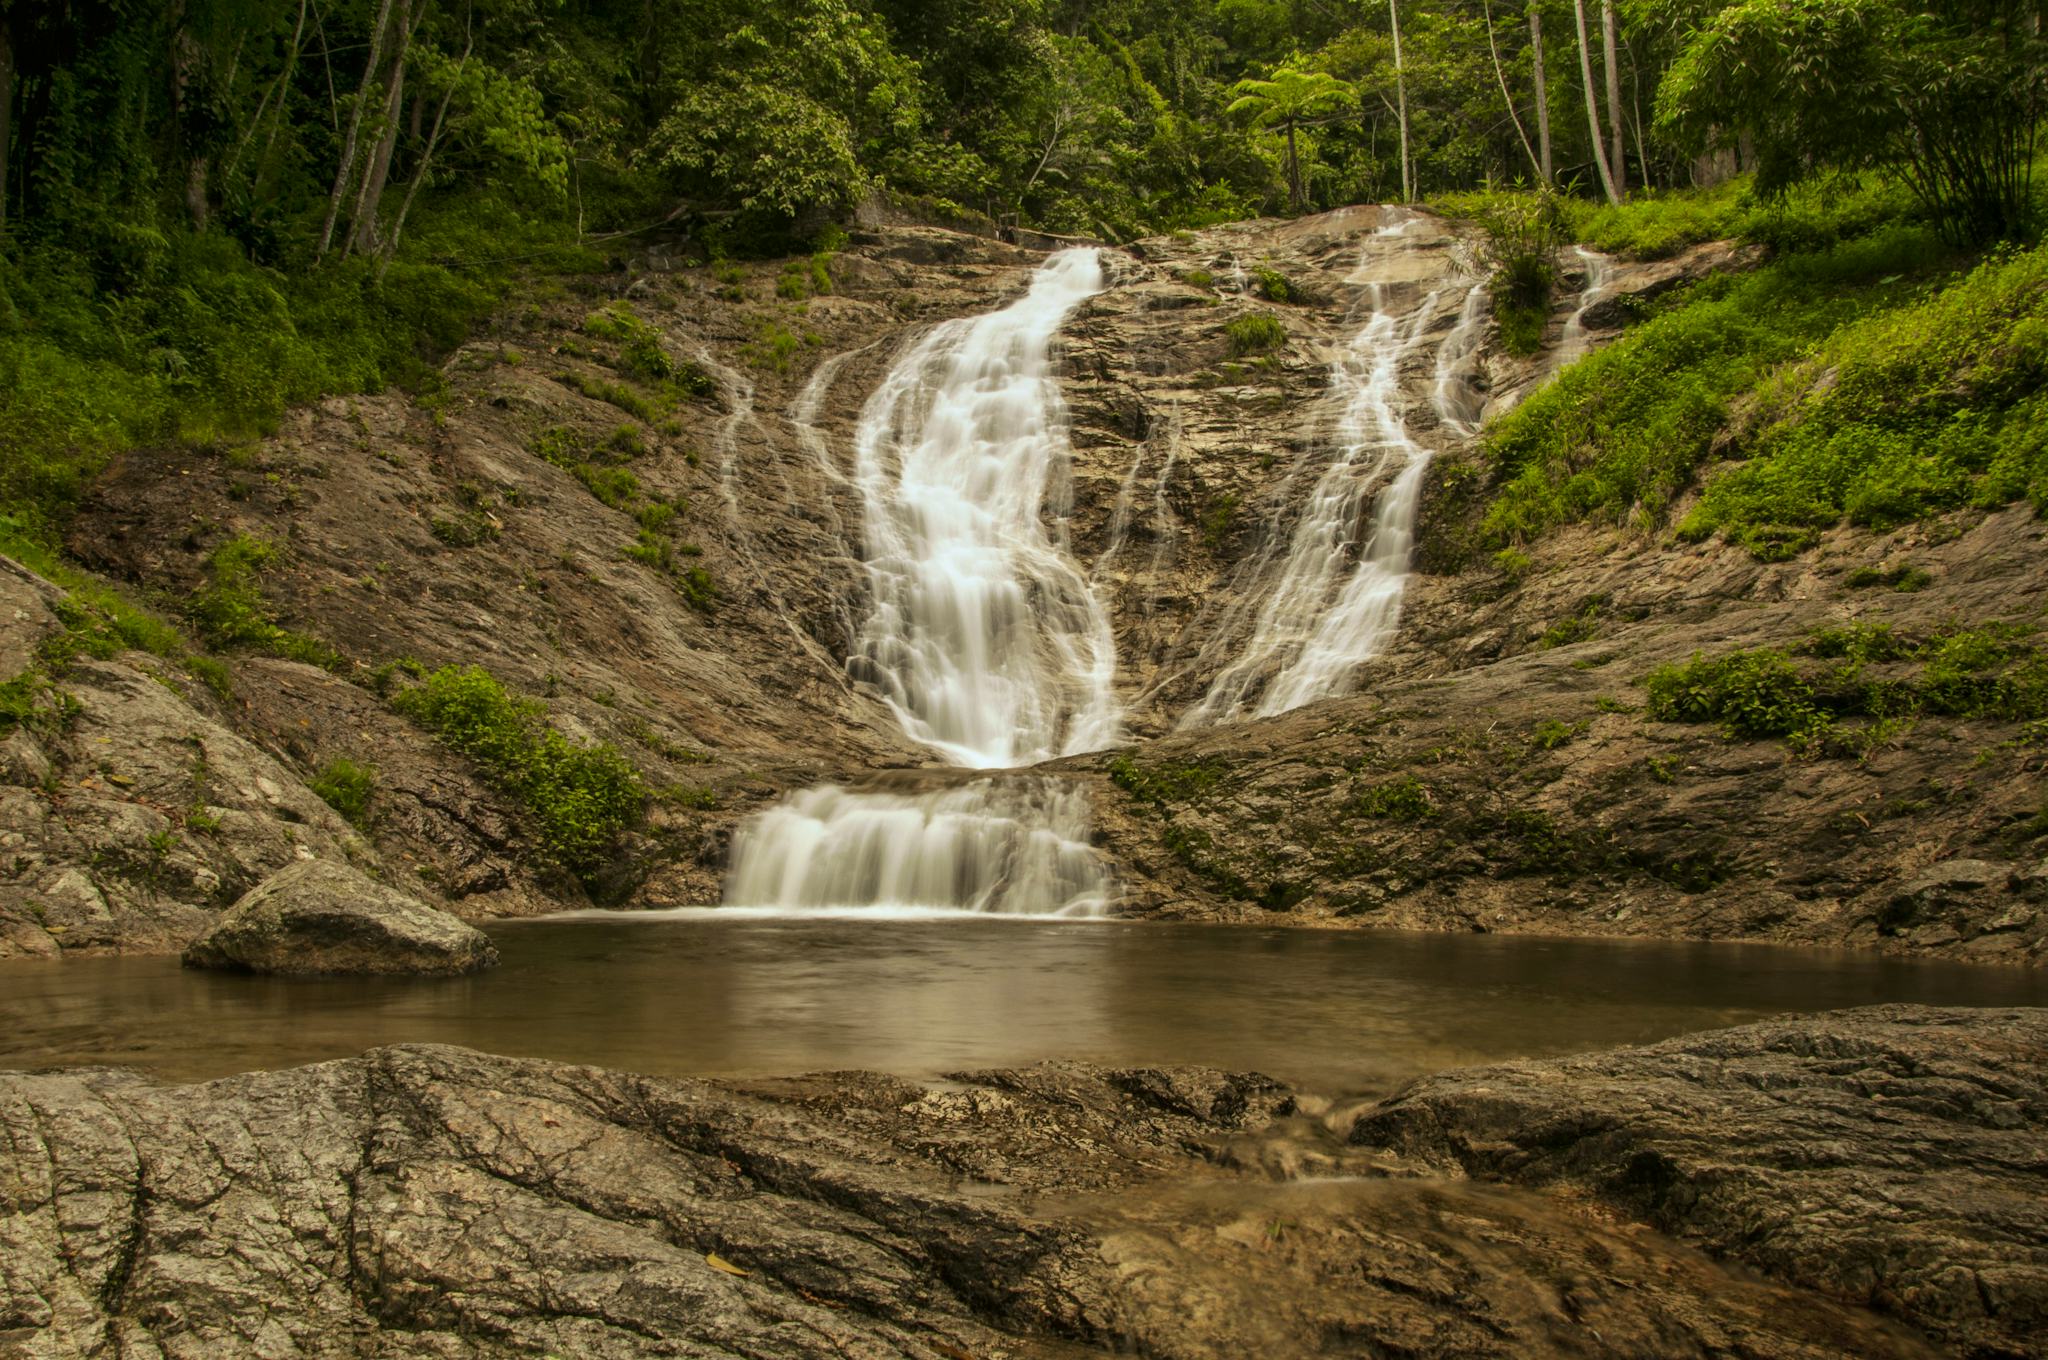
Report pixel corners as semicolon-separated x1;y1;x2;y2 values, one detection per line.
1351;1004;2048;1359
3;1005;2036;1358
0;204;2035;962
182;858;498;975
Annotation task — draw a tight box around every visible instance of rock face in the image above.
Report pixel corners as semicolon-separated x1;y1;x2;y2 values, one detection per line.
183;858;498;975
8;204;2040;960
3;1006;2037;1358
1351;1005;2048;1359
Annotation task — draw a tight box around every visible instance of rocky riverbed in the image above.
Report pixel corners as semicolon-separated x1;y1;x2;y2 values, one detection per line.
1;1004;2037;1359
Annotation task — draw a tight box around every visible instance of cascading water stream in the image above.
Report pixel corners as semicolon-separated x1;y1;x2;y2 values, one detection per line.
850;249;1121;768
1181;225;1450;725
1554;246;1614;370
724;780;1109;917
724;249;1119;917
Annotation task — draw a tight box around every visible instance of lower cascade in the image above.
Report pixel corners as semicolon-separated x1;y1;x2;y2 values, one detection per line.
723;780;1110;917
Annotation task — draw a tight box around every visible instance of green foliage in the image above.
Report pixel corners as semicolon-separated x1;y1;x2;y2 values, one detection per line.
1646;649;1823;739
1657;0;2045;244
1681;244;2048;554
1529;718;1589;750
583;307;680;384
1647;623;2048;751
309;758;378;828
1224;312;1286;357
390;665;644;878
1199;493;1240;548
1109;754;1232;804
1479;189;1568;356
186;535;343;671
1353;774;1434;820
1480;226;1956;551
1539;597;1606;649
1846;563;1933;592
1251;266;1295;303
561;372;659;422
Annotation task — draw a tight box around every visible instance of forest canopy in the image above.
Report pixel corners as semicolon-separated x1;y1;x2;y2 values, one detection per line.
0;0;2040;555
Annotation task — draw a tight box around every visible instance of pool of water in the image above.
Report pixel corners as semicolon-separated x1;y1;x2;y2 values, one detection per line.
3;916;2041;1093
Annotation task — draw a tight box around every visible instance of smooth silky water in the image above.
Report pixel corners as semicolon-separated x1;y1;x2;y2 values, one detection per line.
5;918;2041;1092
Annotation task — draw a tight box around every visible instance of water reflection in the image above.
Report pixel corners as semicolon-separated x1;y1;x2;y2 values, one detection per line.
2;919;2041;1093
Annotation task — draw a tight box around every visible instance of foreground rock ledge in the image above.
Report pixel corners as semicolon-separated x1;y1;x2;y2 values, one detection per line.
1352;1004;2048;1359
1;1008;2040;1359
181;858;498;976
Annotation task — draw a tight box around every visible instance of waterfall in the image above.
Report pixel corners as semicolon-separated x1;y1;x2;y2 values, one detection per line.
721;250;1119;918
850;248;1121;768
1431;282;1490;438
1181;246;1450;725
1554;246;1615;369
724;780;1108;917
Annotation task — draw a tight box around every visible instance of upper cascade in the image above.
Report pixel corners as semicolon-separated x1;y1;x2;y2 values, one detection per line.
850;248;1122;769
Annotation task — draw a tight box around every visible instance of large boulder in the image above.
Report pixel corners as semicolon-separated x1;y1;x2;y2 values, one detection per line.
183;858;498;975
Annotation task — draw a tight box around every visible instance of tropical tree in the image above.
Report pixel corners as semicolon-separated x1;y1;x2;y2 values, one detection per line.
1227;64;1358;212
1661;0;2045;242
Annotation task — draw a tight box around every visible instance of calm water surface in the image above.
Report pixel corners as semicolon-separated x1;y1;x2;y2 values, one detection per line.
3;916;2043;1093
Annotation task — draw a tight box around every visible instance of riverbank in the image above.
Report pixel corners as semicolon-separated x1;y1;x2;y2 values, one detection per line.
2;1004;2039;1358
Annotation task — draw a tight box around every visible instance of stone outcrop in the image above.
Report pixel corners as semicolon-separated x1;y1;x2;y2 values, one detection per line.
12;1006;2040;1357
183;858;498;975
1351;1004;2048;1358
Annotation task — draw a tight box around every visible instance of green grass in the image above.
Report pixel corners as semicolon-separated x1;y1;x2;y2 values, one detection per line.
1479;227;1964;552
390;665;644;879
309;757;378;827
1645;622;2048;751
1352;774;1435;820
1224;312;1286;357
1679;244;2048;556
1433;174;1926;262
186;534;345;670
1109;754;1232;804
0;224;503;553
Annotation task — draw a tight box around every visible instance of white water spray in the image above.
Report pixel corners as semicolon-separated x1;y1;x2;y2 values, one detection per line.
1554;246;1614;370
1431;282;1490;438
724;780;1108;917
722;251;1119;916
849;248;1120;768
1181;227;1448;725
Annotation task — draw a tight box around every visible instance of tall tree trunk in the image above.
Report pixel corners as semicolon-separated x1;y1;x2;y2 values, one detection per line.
1529;3;1552;184
1390;0;1411;202
168;0;211;230
381;30;470;276
1573;0;1620;204
347;0;414;258
1484;0;1543;184
1601;0;1627;197
1286;118;1301;212
319;0;397;258
228;0;310;188
0;15;13;230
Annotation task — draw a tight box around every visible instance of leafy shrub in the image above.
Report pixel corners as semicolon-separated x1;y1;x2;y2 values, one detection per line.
1109;754;1231;804
561;371;658;421
1353;774;1434;820
1252;266;1294;303
1681;244;2048;555
186;534;344;671
1224;312;1286;357
390;665;644;877
309;757;377;827
1645;649;1823;738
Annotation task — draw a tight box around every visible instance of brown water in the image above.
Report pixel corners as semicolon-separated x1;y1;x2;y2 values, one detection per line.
3;916;2042;1092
